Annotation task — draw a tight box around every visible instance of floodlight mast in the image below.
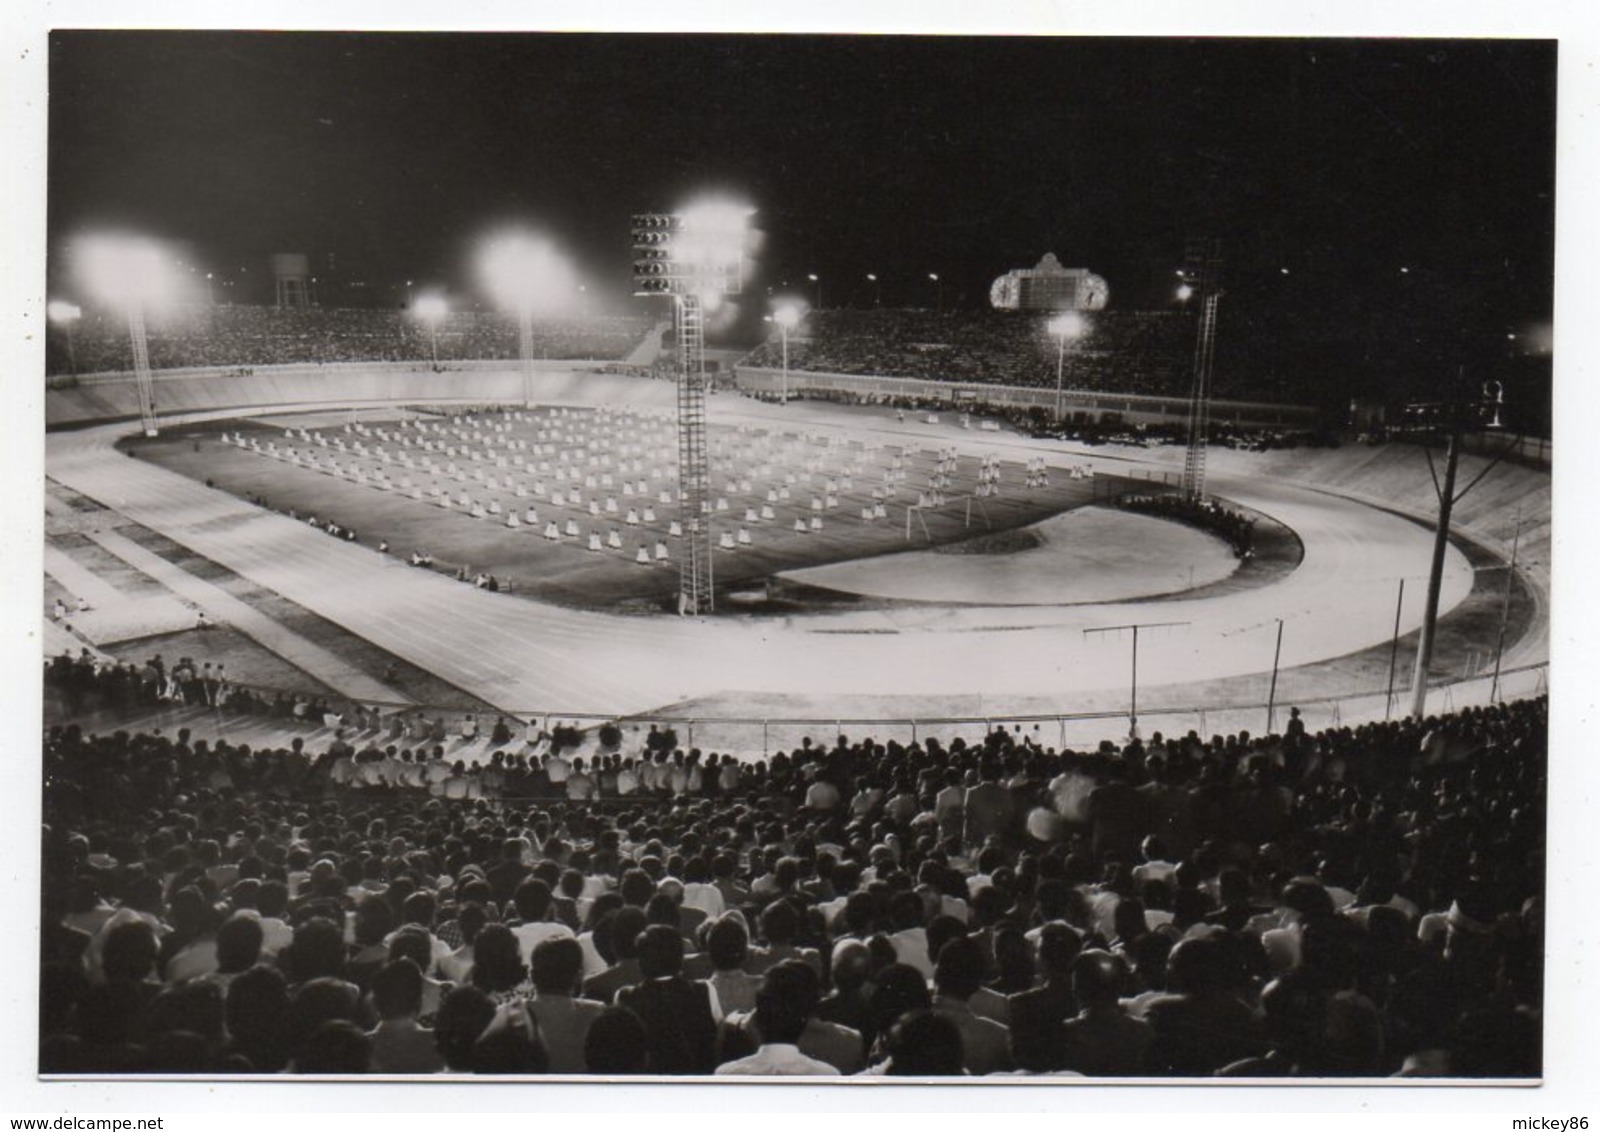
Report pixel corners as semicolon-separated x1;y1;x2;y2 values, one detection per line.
631;210;746;616
75;236;166;436
1179;238;1224;502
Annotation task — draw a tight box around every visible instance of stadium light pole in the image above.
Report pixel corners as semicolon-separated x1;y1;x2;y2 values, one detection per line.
929;272;942;310
478;231;575;407
631;201;753;616
866;273;881;307
1048;312;1087;420
413;294;448;369
74;233;172;437
47;300;82;376
771;303;802;404
1406;370;1509;719
807;273;822;310
1266;618;1285;734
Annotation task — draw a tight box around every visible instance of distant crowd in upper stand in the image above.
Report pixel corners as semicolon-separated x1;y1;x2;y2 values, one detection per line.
46;306;654;376
39;689;1544;1078
741;310;1197;399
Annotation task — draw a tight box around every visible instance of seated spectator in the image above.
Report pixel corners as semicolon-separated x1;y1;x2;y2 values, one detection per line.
582;907;649;1005
1007;922;1082;1071
584;1006;650;1075
1059;950;1153;1076
365;958;444;1074
224;965;292;1073
510;878;575;963
470;1003;549;1074
879;1010;967;1077
715;962;841;1076
1143;937;1264;1075
930;936;1012;1075
433;985;497;1073
703;914;762;1019
615;924;718;1075
294;1020;372;1074
525;937;604;1074
467;924;528;1006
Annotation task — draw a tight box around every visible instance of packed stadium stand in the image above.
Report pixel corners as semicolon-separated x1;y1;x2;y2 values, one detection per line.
740;309;1197;399
45;306;656;376
39;688;1544;1078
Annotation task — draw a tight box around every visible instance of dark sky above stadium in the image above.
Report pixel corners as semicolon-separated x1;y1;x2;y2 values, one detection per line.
49;32;1555;333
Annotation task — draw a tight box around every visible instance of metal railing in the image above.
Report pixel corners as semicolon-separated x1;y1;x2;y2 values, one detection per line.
65;660;1547;759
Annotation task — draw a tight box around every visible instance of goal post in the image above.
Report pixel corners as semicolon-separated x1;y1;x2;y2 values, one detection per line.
903;492;990;543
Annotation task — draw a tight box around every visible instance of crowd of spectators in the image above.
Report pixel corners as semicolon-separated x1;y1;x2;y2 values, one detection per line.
741;310;1197;399
1115;493;1258;559
47;306;654;376
39;691;1544;1078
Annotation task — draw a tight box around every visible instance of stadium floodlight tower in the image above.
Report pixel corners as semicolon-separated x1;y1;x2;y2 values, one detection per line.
47;300;82;376
1401;371;1509;719
771;302;803;403
1047;311;1087;420
74;234;173;437
478;231;575;407
631;201;751;616
412;293;448;368
1178;238;1224;501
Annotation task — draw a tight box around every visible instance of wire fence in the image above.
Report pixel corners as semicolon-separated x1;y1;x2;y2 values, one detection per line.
83;660;1548;760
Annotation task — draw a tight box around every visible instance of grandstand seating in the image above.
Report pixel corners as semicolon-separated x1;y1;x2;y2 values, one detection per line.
39;687;1545;1078
741;309;1200;399
47;305;655;377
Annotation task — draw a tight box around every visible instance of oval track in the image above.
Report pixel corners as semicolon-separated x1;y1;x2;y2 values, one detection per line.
46;406;1475;716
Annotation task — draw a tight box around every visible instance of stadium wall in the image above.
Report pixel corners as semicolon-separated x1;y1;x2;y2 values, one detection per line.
43;360;679;429
732;365;1321;430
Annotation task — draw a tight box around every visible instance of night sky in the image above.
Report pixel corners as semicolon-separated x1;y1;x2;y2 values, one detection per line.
48;32;1555;338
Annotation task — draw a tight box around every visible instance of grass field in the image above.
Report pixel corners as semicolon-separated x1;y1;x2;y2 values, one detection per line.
127;405;1132;613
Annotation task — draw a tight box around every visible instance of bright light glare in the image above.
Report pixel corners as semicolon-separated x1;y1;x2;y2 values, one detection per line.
73;233;174;309
477;231;575;314
772;304;803;330
1048;312;1087;339
675;198;754;272
47;300;82;325
412;294;449;325
1176;283;1195;301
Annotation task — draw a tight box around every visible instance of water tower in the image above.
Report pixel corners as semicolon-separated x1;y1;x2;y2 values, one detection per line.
272;253;314;309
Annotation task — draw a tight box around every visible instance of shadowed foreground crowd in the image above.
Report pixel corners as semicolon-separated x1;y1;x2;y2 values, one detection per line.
39;697;1545;1078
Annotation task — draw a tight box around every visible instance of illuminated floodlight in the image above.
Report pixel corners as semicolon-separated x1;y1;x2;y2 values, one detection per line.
1048;311;1087;340
772;304;802;330
73;233;175;311
477;231;575;315
48;300;83;377
413;293;449;325
1048;312;1088;420
673;198;755;302
412;293;449;367
478;230;574;405
1176;283;1195;302
70;232;172;435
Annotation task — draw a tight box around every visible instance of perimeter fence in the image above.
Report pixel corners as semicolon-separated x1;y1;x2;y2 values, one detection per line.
67;659;1548;761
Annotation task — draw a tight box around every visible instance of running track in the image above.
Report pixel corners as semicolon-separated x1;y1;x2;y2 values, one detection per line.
46;404;1476;718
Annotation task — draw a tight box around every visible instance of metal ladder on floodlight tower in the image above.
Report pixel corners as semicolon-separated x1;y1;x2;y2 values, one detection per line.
674;295;714;615
128;304;159;437
1181;238;1223;502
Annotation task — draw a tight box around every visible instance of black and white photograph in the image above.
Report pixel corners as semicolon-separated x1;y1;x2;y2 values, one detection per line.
6;1;1595;1115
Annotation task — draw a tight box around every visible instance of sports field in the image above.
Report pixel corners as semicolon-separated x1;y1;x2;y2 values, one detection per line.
124;405;1134;612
